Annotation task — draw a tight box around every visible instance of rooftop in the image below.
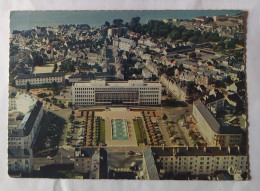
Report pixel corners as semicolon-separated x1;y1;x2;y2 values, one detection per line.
143;148;160;180
73;80;161;87
74;148;98;158
151;146;247;157
193;100;221;133
15;72;65;80
9;101;43;137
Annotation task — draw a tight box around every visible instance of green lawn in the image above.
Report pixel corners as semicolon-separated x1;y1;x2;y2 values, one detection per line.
100;119;106;144
137;118;148;144
133;119;142;145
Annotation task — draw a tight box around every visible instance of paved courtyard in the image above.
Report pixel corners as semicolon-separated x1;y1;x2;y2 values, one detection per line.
96;108;141;147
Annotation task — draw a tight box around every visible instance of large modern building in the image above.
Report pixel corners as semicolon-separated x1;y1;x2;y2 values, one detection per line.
193;100;243;147
15;72;65;87
151;146;248;177
72;80;162;106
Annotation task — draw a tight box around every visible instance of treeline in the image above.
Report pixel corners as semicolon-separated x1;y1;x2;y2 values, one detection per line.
109;17;244;47
128;17;222;43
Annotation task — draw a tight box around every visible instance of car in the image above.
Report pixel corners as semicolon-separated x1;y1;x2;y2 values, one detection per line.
127;151;135;155
135;152;142;156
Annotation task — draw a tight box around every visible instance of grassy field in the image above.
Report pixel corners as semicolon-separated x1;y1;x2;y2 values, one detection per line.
133;119;142;145
137;118;147;144
100;119;106;144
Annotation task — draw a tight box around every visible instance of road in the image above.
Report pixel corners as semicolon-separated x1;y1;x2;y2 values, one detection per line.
33;147;74;170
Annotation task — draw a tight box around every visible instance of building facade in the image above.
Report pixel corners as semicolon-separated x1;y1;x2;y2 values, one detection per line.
193;100;242;147
72;80;162;106
8;148;33;175
152;147;248;176
8;101;43;149
15;72;65;87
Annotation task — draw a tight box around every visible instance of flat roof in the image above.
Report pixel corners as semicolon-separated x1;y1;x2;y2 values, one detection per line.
73;80;162;87
16;72;65;80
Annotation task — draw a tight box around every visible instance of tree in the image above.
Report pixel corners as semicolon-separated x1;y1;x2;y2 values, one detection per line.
189;52;197;59
52;63;58;73
69;114;75;122
130;17;142;33
162;89;167;96
52;81;60;95
26;82;31;92
191;133;198;141
113;19;123;27
68;102;73;108
104;21;110;27
162;114;168;120
189;130;195;137
60;103;65;109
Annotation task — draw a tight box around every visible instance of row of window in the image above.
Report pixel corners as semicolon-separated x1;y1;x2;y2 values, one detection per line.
75;88;94;90
75;94;95;98
161;156;246;161
75;99;95;102
163;164;247;171
140;95;159;98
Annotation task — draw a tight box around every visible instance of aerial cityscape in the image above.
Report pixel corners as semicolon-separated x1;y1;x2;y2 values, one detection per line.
8;10;248;180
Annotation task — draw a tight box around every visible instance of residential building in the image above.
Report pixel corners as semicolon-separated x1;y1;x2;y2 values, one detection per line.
74;148;100;174
8;101;43;149
193;100;242;147
74;148;108;179
118;37;136;51
72;80;162;106
160;74;188;102
8;148;33;175
151;146;248;176
15;72;65;87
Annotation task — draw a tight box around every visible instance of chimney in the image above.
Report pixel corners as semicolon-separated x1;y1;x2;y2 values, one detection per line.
204;146;207;152
228;146;231;154
186;146;189;151
219;145;222;151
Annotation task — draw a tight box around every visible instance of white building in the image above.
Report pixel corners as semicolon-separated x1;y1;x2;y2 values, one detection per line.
8;92;37;113
193;100;242;147
151;146;248;176
118;37;136;51
15;72;65;87
8;101;43;175
8;101;43;149
72;80;162;106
